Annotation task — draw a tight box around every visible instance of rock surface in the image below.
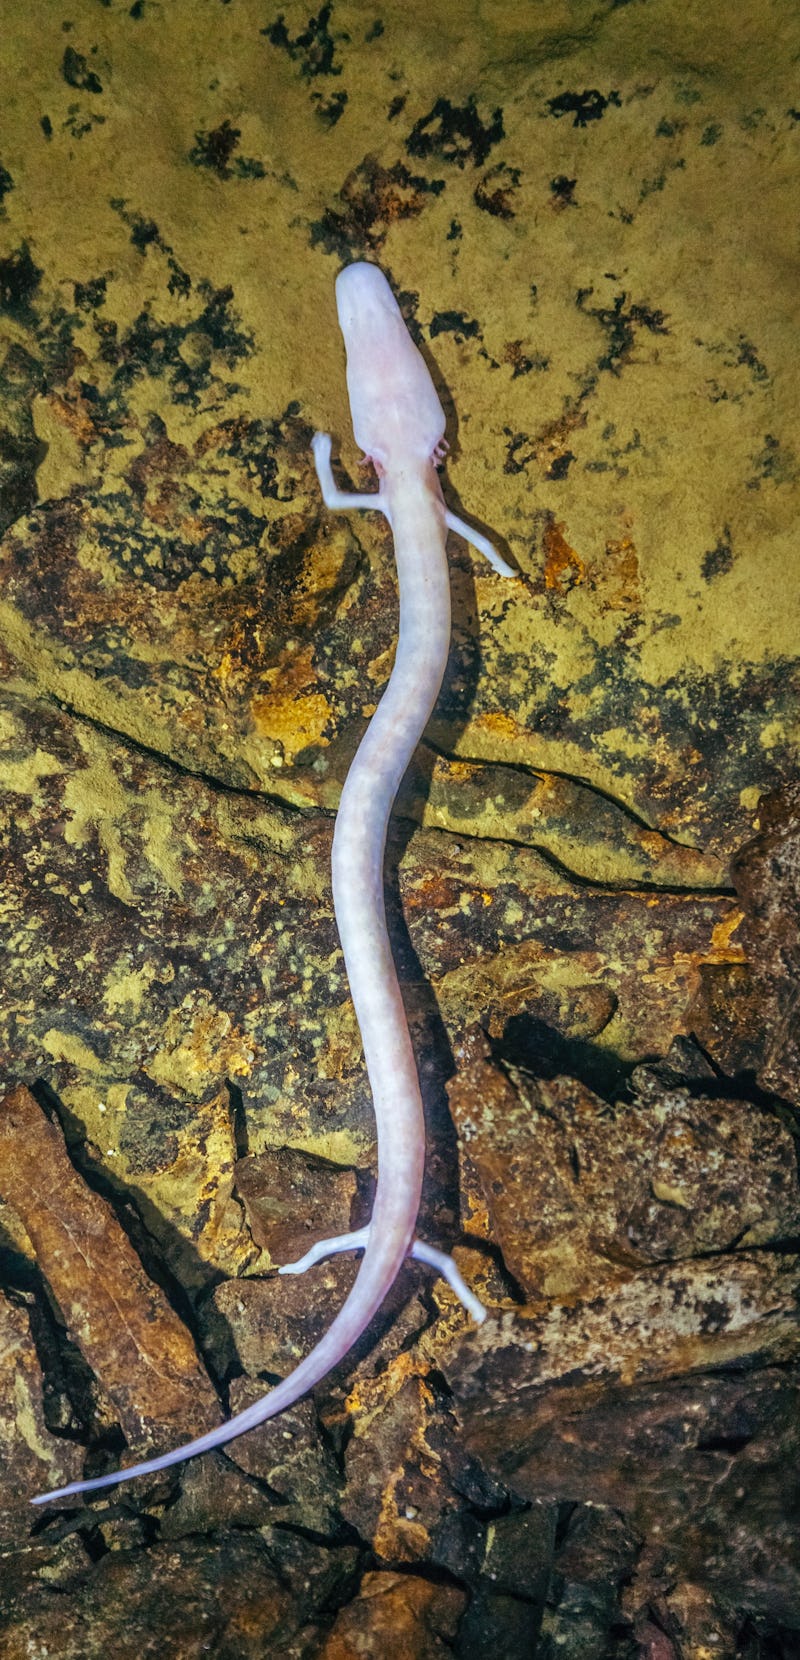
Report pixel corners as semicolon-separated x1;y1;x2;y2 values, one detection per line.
0;1;798;1654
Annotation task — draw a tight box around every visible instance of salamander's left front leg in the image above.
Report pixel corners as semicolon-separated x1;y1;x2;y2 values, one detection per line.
312;432;385;514
444;510;516;578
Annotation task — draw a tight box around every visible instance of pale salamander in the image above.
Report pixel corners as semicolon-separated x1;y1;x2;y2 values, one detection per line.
33;261;512;1505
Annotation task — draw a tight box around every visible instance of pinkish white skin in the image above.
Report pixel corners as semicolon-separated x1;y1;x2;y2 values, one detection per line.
32;262;512;1507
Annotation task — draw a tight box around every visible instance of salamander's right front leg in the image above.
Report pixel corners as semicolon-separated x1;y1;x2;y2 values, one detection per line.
312;432;384;514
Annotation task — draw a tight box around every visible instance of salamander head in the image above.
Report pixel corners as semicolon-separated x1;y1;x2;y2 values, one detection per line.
335;262;446;471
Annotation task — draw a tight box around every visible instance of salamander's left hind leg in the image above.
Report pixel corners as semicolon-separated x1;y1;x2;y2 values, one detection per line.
279;1226;486;1324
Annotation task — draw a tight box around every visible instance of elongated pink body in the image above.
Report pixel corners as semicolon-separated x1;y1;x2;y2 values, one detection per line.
32;263;503;1507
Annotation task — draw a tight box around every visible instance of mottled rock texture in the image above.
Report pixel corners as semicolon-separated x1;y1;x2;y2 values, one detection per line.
0;1;798;1654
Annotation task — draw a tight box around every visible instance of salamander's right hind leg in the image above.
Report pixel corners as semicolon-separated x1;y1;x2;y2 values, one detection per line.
279;1226;486;1324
